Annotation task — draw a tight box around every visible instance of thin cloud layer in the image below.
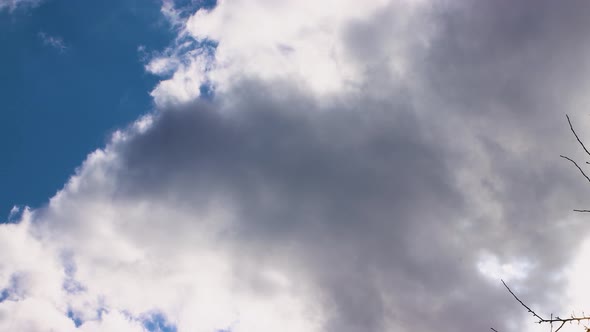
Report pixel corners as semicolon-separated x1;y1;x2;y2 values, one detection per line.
0;0;42;11
4;1;590;332
38;32;68;53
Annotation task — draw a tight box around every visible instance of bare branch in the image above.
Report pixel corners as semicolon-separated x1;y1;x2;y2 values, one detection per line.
502;279;546;322
560;155;590;183
566;114;590;157
502;280;590;331
494;115;590;332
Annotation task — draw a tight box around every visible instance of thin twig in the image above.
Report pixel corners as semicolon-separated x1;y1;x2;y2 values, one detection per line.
560;155;590;183
573;209;590;213
566;114;590;157
502;279;545;322
555;321;566;332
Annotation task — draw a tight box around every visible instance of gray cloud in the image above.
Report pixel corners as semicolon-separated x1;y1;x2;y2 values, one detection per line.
111;87;468;332
106;1;590;331
102;76;588;332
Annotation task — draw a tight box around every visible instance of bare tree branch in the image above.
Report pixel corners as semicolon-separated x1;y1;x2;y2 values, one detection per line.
501;279;590;332
560;155;590;183
502;279;545;322
493;115;590;332
567;114;590;158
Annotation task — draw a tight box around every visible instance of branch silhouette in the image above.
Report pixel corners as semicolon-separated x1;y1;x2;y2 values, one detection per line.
561;114;590;212
493;115;590;332
494;279;590;332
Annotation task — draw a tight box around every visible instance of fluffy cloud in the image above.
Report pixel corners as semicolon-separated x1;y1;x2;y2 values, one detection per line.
5;0;590;332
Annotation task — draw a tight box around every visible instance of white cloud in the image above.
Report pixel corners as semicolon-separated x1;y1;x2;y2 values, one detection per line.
477;251;533;283
148;0;429;106
149;50;212;105
7;205;20;220
160;0;184;28
145;56;180;77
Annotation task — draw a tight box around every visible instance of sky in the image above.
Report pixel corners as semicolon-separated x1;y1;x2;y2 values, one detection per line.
3;1;590;332
0;0;175;214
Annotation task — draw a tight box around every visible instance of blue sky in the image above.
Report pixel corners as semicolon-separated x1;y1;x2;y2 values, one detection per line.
0;0;174;215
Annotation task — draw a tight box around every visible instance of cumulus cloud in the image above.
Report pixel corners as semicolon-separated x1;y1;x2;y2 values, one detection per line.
5;0;590;332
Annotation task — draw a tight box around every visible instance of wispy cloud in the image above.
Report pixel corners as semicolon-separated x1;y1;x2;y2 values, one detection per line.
38;32;68;53
160;0;184;28
0;0;43;12
6;205;21;222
